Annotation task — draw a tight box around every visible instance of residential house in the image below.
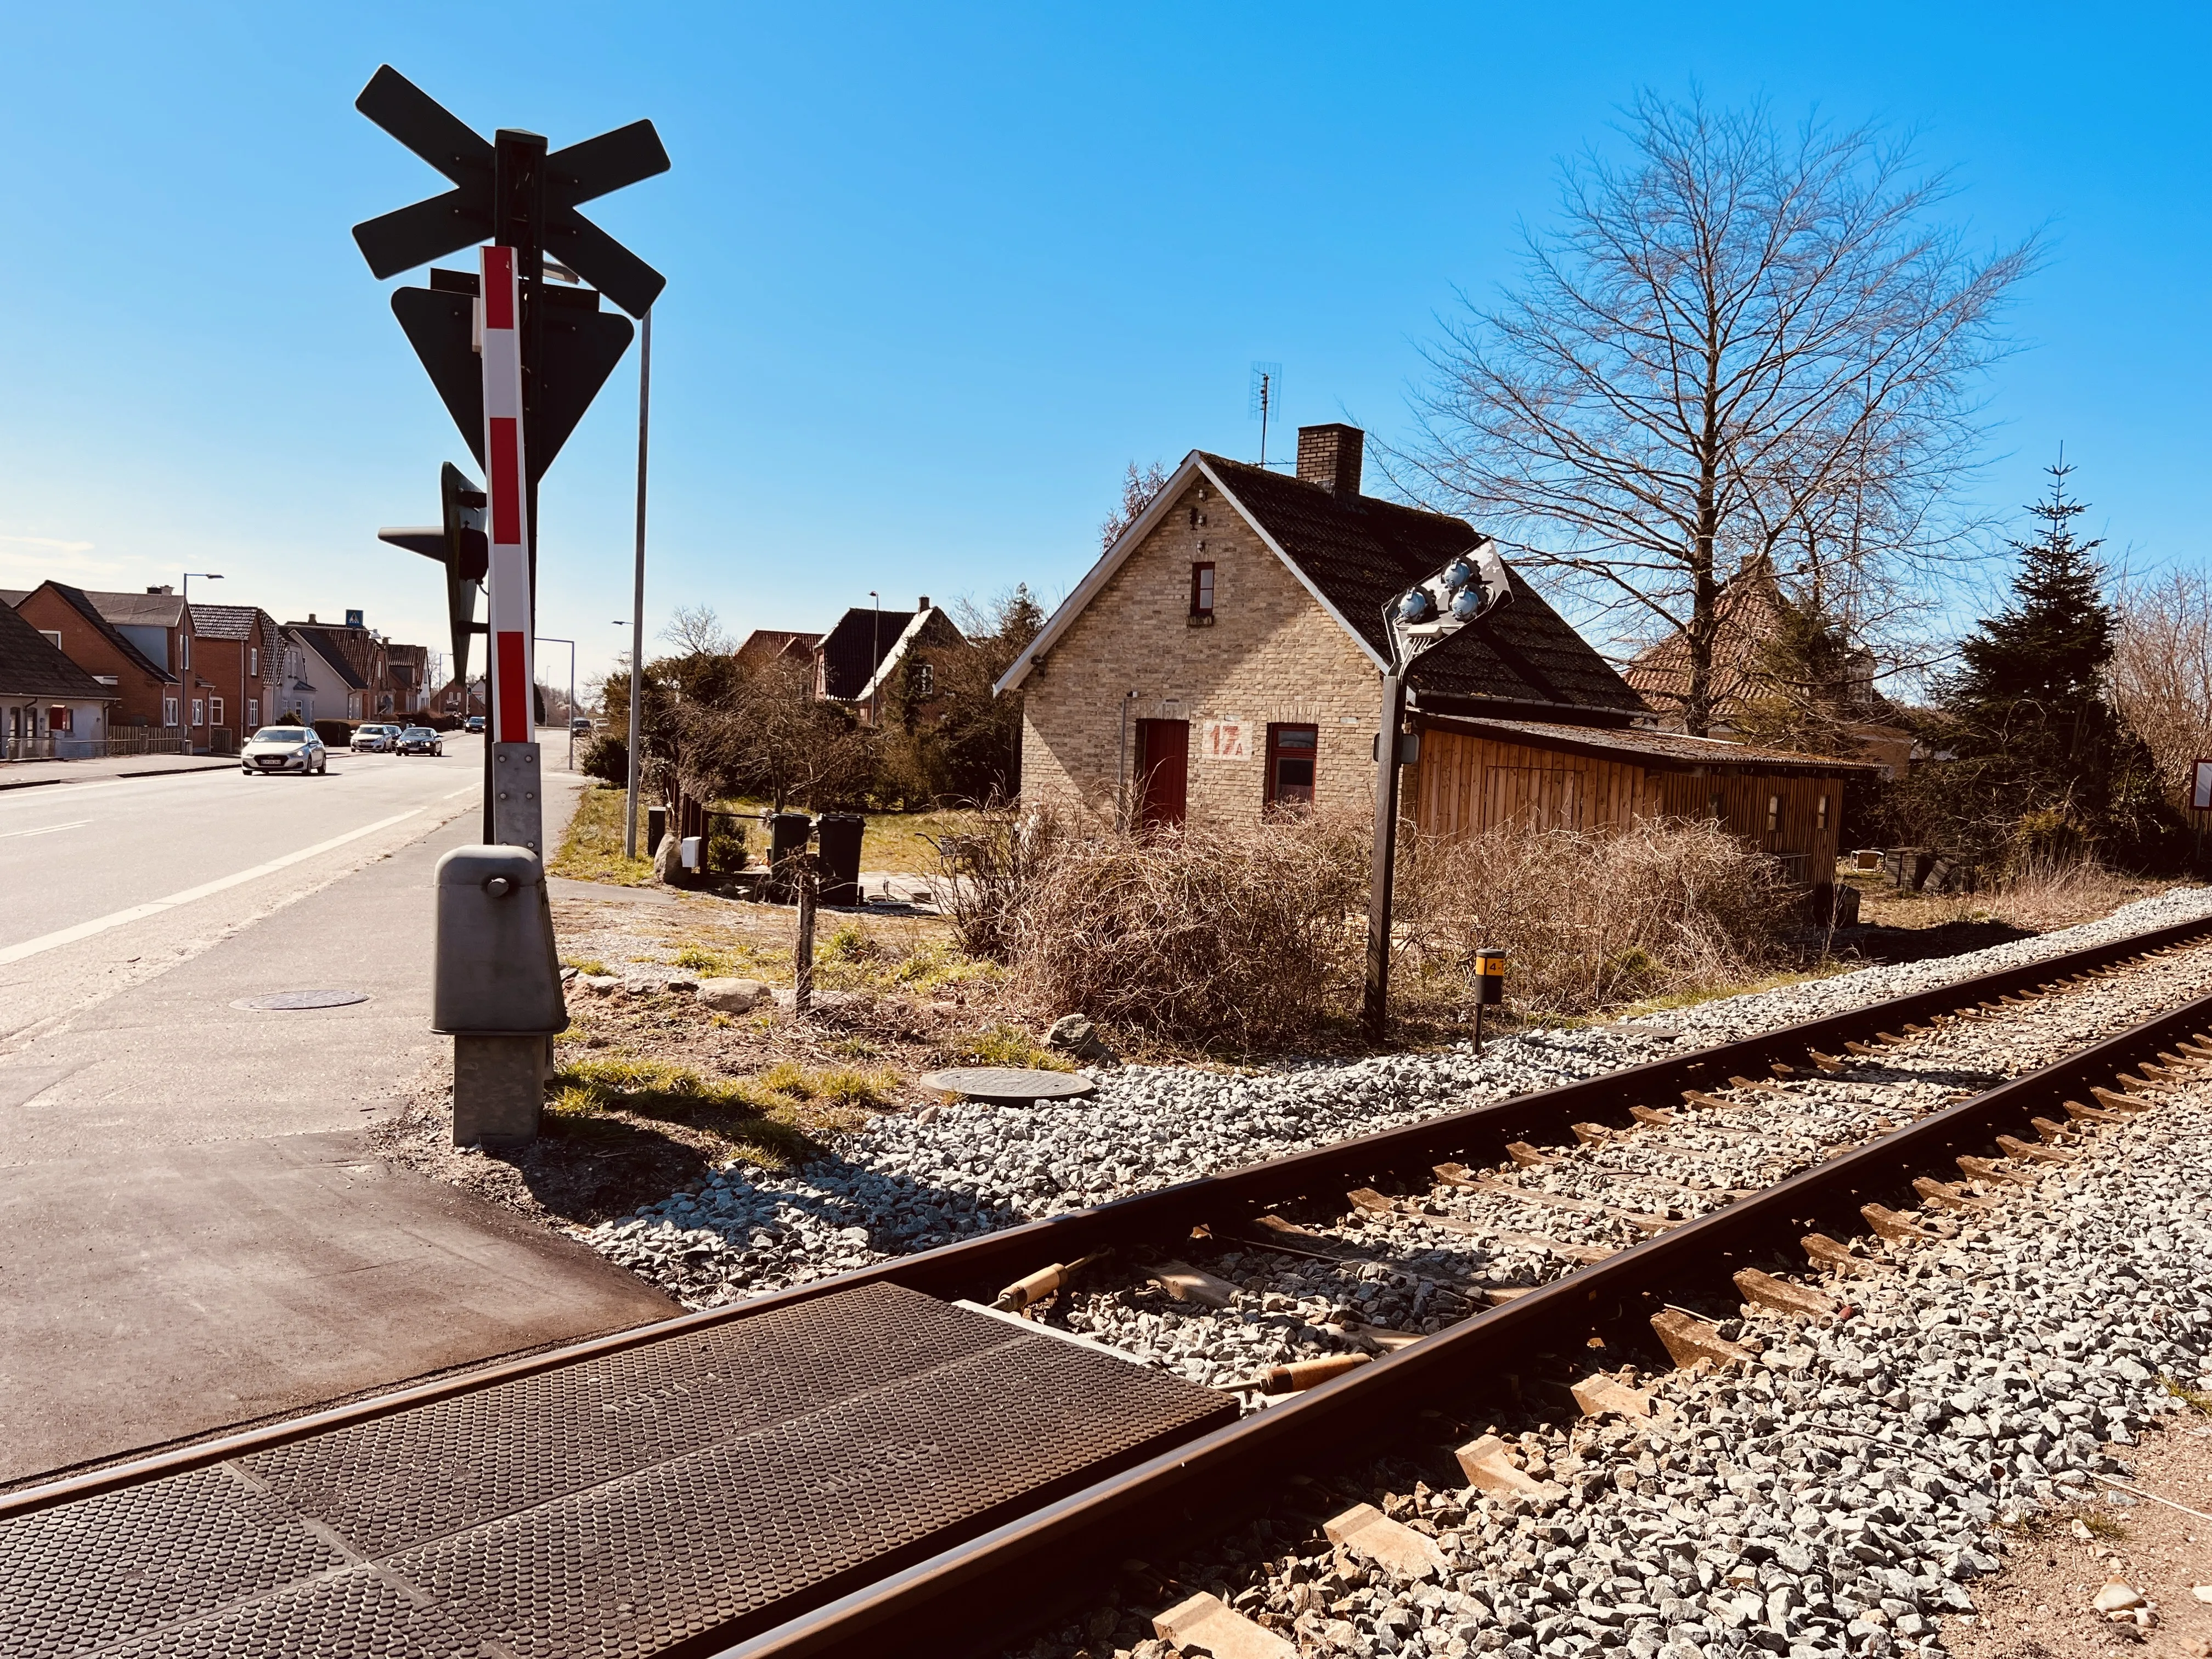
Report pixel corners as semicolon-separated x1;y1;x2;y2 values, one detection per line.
386;643;432;717
812;599;968;725
0;597;117;759
7;582;184;742
284;614;390;718
1621;557;1912;774
735;629;821;673
431;676;486;718
998;423;1873;913
188;603;285;746
284;624;369;723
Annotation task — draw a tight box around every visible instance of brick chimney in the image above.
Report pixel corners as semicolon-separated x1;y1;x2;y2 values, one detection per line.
1296;424;1364;497
917;596;931;612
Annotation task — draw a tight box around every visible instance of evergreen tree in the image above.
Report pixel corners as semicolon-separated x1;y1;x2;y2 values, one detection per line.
1917;460;2177;867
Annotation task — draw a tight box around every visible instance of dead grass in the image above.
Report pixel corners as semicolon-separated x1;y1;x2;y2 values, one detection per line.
1395;818;1796;1020
1004;808;1373;1050
549;783;655;885
1844;857;2179;934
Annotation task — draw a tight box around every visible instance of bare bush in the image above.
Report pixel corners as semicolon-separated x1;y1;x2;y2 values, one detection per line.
926;801;1064;964
2112;568;2212;800
1006;810;1371;1049
1395;818;1795;1017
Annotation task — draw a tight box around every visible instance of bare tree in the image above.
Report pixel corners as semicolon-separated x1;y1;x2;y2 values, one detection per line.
1099;459;1172;550
1397;92;2038;733
662;603;732;657
2112;569;2212;799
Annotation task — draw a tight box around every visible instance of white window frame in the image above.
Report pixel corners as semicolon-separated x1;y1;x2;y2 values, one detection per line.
210;696;224;727
248;646;258;677
180;634;191;672
163;696;179;728
247;698;260;729
190;697;206;727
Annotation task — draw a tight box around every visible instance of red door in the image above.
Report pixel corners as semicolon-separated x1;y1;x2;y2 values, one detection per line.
1133;719;1188;832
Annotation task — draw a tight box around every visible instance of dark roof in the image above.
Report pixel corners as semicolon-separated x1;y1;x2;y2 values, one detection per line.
76;588;187;628
37;583;177;684
0;590;27;608
815;608;917;700
0;599;115;701
736;629;821;670
188;602;267;642
289;625;368;690
1199;456;1649;721
1420;713;1883;776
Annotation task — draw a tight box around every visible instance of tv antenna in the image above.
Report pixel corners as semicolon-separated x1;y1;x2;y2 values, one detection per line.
1249;362;1282;466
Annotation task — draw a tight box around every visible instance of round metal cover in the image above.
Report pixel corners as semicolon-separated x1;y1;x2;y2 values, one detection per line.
917;1066;1094;1103
231;989;373;1012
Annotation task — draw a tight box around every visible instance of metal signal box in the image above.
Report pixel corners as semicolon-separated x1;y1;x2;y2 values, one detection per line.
432;844;568;1036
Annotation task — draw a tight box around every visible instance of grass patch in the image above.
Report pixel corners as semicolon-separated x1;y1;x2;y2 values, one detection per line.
673;944;738;975
563;956;611;977
2160;1374;2212;1414
545;1053;894;1167
1608;962;1853;1019
941;1023;1072;1070
550;785;655;885
2079;1509;2130;1540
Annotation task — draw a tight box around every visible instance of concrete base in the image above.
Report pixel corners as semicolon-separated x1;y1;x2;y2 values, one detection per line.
453;1035;546;1147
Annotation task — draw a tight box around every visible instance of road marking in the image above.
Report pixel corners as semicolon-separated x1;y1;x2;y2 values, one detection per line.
442;783;481;799
0;808;426;967
0;820;92;839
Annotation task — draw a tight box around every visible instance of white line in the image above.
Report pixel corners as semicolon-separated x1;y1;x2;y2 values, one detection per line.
442;783;481;799
0;819;92;840
0;808;426;967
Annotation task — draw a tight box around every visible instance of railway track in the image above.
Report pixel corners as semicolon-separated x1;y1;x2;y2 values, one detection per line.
9;912;2212;1659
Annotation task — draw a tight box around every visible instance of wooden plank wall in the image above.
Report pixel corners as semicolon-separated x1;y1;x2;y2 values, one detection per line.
1412;727;1847;894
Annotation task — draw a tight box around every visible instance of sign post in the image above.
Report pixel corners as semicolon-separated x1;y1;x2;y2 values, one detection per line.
1361;539;1514;1040
480;243;543;856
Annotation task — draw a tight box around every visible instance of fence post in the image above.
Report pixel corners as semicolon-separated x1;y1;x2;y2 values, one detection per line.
1362;671;1408;1041
793;856;816;1016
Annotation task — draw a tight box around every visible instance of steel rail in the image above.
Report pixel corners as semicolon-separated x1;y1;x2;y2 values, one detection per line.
6;911;2210;1635
720;988;2212;1659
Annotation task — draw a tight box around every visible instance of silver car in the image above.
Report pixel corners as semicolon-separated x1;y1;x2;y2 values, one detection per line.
353;723;402;753
241;726;328;776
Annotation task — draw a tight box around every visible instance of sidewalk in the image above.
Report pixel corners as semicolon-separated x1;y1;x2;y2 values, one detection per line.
0;752;238;791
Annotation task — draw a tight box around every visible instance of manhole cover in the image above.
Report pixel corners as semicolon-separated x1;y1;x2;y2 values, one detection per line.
917;1066;1096;1104
231;989;373;1012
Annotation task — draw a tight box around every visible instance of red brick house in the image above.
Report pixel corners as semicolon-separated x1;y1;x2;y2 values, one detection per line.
8;582;185;742
188;603;284;746
0;598;117;759
811;599;969;726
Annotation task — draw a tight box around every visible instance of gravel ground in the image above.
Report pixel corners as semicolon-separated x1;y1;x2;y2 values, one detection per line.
578;885;2212;1311
1020;1056;2212;1659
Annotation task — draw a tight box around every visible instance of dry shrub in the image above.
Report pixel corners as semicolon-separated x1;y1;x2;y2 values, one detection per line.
1936;855;2165;934
1396;817;1794;1018
1006;809;1371;1048
926;800;1066;962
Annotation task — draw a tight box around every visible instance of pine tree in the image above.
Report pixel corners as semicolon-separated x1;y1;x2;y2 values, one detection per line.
1924;460;2176;867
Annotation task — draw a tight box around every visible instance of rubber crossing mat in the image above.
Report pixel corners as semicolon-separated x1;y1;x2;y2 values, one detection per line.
2;1282;1236;1657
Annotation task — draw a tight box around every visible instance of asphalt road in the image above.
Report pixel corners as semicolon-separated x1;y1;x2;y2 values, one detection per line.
0;732;675;1487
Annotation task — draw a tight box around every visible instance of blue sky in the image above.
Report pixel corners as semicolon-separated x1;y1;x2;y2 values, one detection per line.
0;2;2205;692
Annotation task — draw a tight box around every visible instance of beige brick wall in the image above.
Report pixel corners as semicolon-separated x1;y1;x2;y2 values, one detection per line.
1019;471;1383;827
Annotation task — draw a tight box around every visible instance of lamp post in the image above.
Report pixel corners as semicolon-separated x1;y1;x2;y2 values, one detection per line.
624;306;653;860
182;573;221;751
537;636;577;772
868;591;881;725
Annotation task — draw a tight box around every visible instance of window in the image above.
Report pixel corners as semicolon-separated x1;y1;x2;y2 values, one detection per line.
180;634;190;671
249;646;258;677
1816;793;1830;831
1189;561;1216;621
913;662;934;699
210;697;224;727
1707;792;1723;820
1765;794;1781;832
1265;723;1318;810
247;698;260;729
40;629;62;651
191;698;206;727
163;697;179;728
49;706;70;733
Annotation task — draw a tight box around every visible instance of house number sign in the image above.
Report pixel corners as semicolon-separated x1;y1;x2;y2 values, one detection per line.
1203;718;1251;761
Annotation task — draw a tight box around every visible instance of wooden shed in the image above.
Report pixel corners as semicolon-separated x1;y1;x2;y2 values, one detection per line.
1410;714;1881;914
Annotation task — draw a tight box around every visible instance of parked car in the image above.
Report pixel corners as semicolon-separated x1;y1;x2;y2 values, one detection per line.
464;714;486;733
353;723;403;752
396;726;443;756
240;726;328;776
569;716;594;735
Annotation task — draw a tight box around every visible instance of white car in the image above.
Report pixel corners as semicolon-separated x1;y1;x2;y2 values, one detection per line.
241;726;328;776
353;723;402;752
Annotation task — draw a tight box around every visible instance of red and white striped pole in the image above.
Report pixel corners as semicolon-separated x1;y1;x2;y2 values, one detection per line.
479;243;541;854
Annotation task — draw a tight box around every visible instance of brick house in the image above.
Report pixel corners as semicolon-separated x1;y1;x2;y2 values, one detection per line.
7;582;185;742
188;603;285;746
284;624;369;723
735;629;821;673
0;597;116;759
811;599;969;726
999;423;1871;912
285;616;390;717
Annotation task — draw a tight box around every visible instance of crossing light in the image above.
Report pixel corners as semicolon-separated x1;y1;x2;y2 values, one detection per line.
379;461;488;689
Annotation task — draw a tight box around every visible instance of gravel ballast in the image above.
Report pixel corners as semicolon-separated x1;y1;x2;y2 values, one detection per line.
579;887;2212;1310
1022;1066;2212;1659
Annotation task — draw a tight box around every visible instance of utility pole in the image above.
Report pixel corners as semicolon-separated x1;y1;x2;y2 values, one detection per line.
537;636;577;772
625;306;652;860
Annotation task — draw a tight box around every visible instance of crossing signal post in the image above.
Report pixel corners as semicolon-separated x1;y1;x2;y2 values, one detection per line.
354;65;667;1145
379;461;487;731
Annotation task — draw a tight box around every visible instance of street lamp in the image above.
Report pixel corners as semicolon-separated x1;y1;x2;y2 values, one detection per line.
625;305;653;860
182;574;221;750
536;636;577;772
868;590;880;725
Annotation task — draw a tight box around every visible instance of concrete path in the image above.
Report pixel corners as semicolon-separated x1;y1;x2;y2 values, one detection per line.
0;740;675;1488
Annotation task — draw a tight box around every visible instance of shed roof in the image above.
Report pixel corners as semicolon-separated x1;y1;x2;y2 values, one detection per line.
1420;713;1883;777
